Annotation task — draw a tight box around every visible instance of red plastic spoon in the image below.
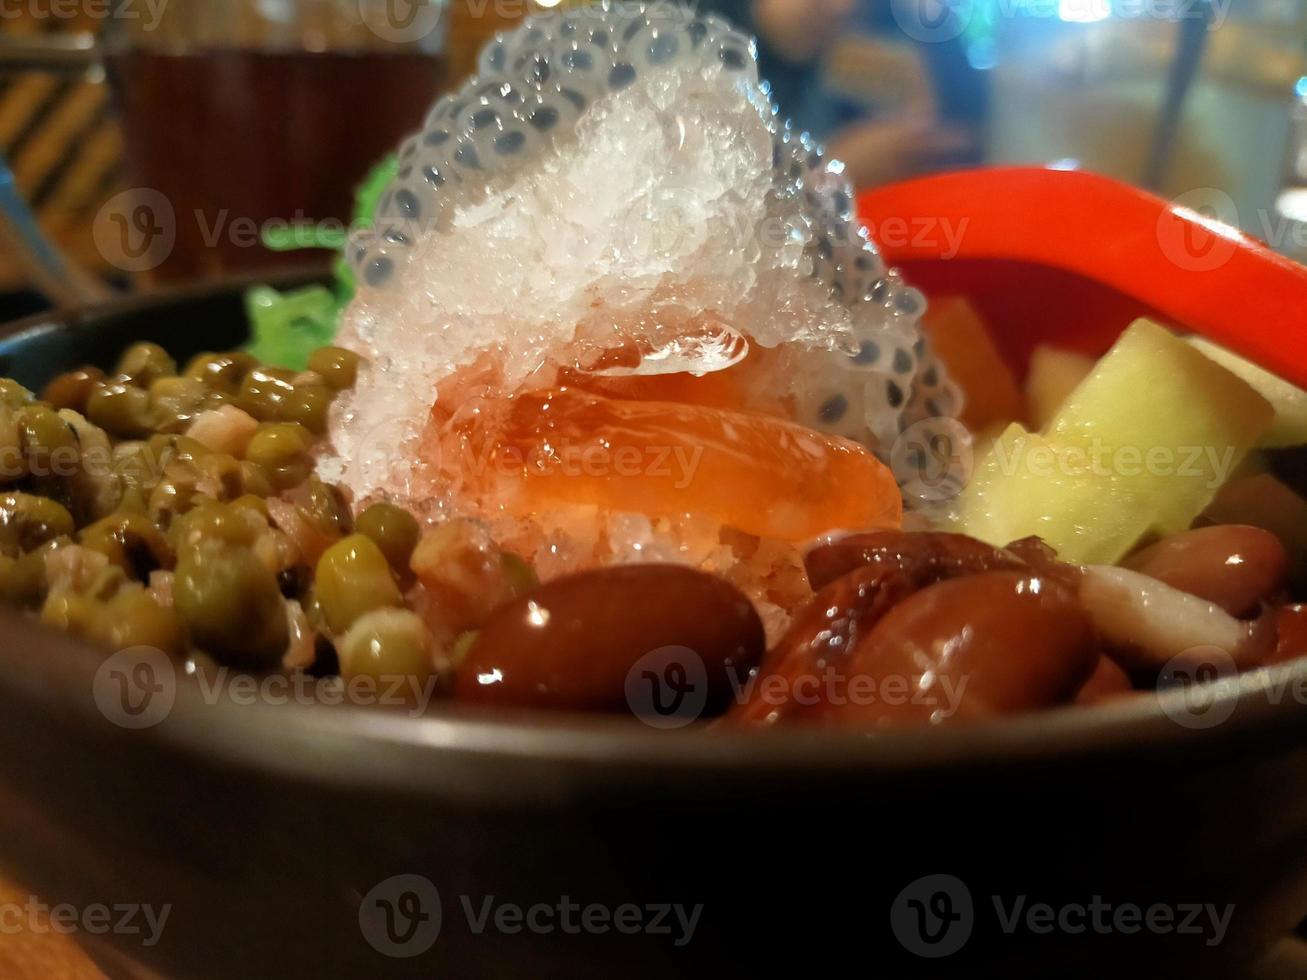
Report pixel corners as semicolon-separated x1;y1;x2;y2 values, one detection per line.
858;167;1307;387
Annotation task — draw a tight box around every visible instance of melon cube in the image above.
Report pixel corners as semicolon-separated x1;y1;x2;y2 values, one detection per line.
1048;320;1273;535
954;424;1154;565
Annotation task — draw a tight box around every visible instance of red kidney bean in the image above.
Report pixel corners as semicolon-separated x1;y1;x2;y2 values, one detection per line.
734;562;925;725
740;532;1040;726
1125;525;1289;618
1004;536;1058;565
453;565;764;713
803;530;1023;592
1005;535;1085;591
776;571;1098;728
1075;655;1135;705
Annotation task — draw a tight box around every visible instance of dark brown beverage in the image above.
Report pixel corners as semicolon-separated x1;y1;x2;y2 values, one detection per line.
106;48;448;284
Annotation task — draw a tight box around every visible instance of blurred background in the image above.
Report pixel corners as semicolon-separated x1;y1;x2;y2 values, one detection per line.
0;0;1305;320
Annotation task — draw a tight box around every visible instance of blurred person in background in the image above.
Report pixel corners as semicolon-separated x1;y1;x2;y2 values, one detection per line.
701;0;987;188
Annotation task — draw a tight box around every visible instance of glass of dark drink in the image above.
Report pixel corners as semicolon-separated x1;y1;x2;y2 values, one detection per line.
98;0;451;285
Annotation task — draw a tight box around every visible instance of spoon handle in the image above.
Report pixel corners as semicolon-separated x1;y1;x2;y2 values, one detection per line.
0;155;113;308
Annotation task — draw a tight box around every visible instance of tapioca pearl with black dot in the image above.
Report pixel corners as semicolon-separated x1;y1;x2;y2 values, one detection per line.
851;339;881;367
364;255;394;288
495;129;529;156
454;143;481;169
819;394;850;425
719;45;748;71
609;63;637;90
886;379;905;410
528;105;561;132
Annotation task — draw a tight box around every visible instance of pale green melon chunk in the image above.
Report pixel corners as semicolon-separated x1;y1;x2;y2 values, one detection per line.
1047;320;1273;536
954;320;1274;564
954;424;1154;565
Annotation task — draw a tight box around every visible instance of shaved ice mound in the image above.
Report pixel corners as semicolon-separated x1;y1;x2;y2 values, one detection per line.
322;0;963;627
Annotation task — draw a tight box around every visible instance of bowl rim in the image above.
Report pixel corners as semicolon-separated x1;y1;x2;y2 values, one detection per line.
0;268;324;349
5;606;1306;806
3;275;1306;801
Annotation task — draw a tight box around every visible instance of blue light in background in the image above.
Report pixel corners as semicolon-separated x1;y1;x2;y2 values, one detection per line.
967;36;998;71
1057;0;1112;23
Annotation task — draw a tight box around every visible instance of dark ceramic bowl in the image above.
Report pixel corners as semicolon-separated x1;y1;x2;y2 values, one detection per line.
2;278;1307;979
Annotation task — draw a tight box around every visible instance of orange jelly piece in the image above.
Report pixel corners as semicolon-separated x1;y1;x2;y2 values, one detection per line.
427;388;902;542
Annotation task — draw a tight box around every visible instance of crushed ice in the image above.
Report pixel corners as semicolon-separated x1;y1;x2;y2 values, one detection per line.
323;0;962;508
